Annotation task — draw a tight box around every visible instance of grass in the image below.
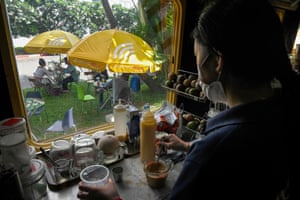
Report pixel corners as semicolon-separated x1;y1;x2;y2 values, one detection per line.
23;80;166;141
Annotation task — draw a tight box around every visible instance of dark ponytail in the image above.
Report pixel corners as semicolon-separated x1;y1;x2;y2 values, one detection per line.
39;58;46;66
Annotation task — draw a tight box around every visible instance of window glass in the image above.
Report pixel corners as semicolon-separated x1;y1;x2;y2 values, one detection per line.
6;0;176;142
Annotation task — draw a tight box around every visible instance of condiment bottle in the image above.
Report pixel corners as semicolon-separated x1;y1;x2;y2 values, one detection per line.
140;103;156;163
114;99;128;142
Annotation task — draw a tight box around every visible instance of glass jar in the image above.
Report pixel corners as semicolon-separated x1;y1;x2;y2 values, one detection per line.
21;159;47;200
70;133;90;155
0;133;31;177
49;139;73;161
74;137;97;171
0;117;26;137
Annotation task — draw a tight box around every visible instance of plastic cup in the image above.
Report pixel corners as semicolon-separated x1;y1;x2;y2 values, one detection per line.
80;165;109;187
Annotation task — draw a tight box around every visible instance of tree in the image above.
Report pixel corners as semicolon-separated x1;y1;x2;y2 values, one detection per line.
6;0;39;37
101;0;117;28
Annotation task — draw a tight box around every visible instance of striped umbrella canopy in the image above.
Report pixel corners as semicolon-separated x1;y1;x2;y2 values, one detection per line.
24;30;80;54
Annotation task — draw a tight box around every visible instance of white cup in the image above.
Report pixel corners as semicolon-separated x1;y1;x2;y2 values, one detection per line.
80;165;110;187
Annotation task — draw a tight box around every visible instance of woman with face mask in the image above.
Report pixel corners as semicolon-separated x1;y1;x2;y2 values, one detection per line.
77;0;300;199
167;0;300;199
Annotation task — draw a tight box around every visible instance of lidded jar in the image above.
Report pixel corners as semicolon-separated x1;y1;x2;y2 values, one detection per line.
21;159;47;200
74;136;97;170
49;139;73;161
0;133;31;176
140;104;156;163
113;99;127;142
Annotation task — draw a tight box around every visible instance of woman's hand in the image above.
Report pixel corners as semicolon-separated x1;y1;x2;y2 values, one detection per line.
77;178;119;200
158;134;190;152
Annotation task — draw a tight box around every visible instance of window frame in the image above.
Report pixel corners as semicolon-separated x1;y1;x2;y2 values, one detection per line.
1;0;183;149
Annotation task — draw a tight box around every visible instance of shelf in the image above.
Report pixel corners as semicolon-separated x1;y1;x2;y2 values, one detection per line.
178;69;197;76
161;84;207;103
181;125;205;141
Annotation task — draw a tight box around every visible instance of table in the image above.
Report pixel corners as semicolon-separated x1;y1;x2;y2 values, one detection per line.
46;153;183;200
25;98;45;118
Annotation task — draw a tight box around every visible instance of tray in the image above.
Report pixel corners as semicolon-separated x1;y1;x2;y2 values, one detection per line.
36;154;79;191
36;147;125;191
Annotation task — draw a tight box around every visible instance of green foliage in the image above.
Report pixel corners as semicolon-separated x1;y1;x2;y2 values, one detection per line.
6;0;139;38
14;47;26;54
6;0;39;37
112;4;139;33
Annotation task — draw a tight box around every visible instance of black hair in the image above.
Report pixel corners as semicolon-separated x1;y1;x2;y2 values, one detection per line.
193;0;298;93
39;58;46;66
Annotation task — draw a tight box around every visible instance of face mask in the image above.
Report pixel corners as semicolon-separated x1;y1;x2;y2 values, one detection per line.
199;80;227;103
197;55;227;103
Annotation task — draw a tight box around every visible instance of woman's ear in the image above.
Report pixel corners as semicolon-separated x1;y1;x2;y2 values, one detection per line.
216;54;224;73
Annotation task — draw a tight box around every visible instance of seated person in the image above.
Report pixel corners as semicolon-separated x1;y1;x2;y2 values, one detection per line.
33;58;53;84
94;68;109;82
94;69;110;104
62;57;79;92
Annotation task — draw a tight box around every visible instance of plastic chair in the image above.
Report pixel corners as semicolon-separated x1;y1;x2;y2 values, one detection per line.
25;91;48;122
45;107;77;135
75;84;96;113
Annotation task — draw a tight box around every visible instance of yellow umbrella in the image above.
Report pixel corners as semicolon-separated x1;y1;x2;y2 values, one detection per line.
24;30;80;54
67;29;161;73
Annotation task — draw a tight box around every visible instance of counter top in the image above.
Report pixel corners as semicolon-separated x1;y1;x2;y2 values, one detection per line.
46;153;183;200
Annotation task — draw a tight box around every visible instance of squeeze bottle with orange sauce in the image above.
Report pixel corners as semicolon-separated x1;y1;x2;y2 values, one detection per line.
140;103;156;163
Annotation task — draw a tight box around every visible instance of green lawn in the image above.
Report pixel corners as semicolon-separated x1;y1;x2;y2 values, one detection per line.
23;80;166;141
